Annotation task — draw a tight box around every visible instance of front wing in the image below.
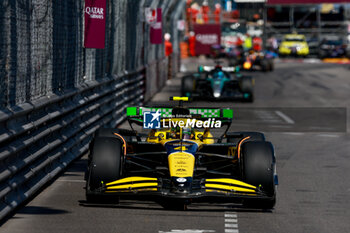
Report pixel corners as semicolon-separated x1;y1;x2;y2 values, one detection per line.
89;176;270;201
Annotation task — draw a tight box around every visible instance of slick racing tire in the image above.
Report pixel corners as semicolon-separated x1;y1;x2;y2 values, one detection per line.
86;137;123;203
239;76;254;102
227;132;265;144
94;128;134;141
240;141;276;209
268;60;274;71
260;59;269;72
181;75;195;97
95;128;120;138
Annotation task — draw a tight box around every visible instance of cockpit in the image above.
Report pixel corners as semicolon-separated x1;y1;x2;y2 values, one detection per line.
169;126;195;140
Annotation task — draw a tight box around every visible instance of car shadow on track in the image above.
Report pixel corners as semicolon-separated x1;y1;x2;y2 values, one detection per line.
79;200;164;211
17;206;70;215
78;200;273;213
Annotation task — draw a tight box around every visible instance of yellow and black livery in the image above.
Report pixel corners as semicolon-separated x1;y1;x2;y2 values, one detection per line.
85;97;277;209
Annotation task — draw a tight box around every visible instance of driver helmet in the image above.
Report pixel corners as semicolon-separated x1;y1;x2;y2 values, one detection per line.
183;127;193;139
170;126;181;139
215;71;224;79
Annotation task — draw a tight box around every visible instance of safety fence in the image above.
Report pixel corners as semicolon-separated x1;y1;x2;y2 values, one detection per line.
0;0;185;220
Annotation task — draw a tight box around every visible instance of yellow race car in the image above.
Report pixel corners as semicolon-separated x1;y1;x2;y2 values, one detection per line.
85;97;277;209
279;34;309;57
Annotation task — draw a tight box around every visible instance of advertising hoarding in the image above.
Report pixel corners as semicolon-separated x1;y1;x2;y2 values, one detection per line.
194;24;221;55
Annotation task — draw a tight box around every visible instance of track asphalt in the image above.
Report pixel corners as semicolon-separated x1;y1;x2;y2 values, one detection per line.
1;58;349;233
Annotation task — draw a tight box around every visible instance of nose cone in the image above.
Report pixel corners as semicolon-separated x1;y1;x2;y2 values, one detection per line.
171;177;192;194
213;92;221;98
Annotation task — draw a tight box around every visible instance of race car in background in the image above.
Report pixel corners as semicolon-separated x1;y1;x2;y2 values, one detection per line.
181;62;254;102
85;97;277;210
210;45;274;72
318;36;349;58
230;50;274;72
279;34;309;57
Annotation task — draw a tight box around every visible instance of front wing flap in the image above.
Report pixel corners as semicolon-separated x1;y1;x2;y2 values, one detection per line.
92;176;269;199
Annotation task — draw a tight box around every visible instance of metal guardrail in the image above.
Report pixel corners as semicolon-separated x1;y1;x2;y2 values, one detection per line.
0;69;144;220
0;0;185;222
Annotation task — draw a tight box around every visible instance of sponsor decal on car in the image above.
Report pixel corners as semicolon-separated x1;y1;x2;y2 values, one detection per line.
162;118;222;128
143;110;222;129
143;110;161;129
176;177;187;183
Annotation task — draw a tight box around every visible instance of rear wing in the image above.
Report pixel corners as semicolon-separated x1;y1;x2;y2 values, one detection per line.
126;107;233;119
126;106;233;142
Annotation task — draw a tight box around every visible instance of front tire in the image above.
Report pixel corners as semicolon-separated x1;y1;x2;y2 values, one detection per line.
181;75;195;97
240;141;276;209
86;137;123;203
239;76;254;102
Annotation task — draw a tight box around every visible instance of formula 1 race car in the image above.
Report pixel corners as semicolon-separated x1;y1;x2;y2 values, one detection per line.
238;51;274;72
210;46;274;72
181;63;254;102
318;36;349;59
85;97;277;210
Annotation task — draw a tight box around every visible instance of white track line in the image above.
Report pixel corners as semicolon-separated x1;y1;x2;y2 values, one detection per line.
225;219;237;223
225;224;238;228
159;230;215;233
225;230;239;233
282;132;305;136
224;212;239;233
275;110;295;124
224;214;237;218
318;134;340;138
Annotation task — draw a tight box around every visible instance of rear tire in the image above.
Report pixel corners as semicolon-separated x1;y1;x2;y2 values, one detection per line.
181;75;195;97
227;132;265;144
86;137;123;203
268;60;274;71
239;76;254;102
240;141;276;209
261;59;269;72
